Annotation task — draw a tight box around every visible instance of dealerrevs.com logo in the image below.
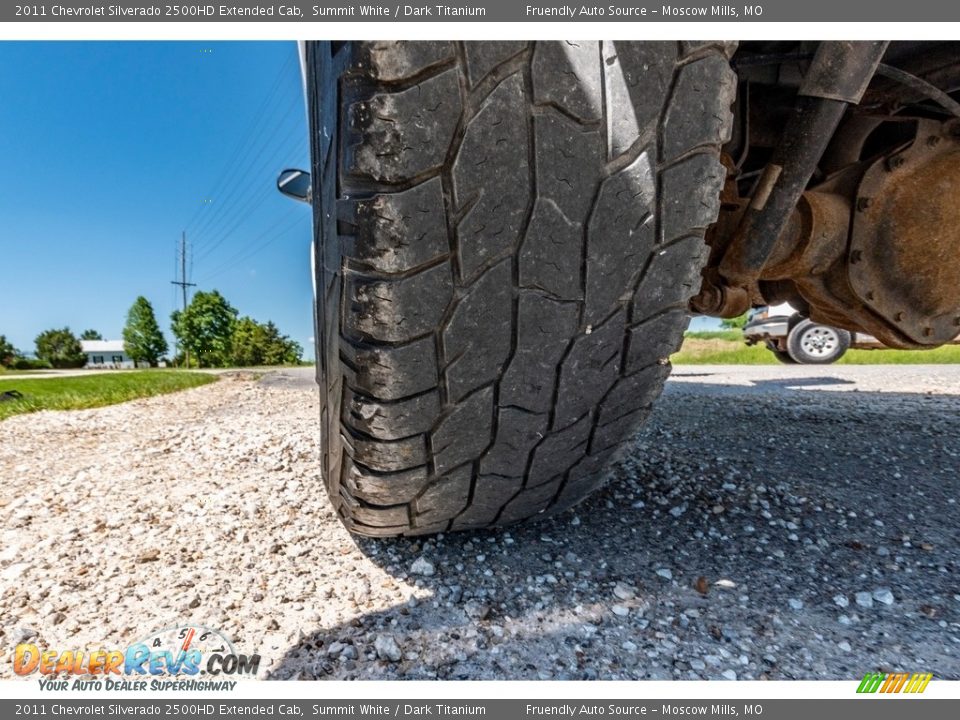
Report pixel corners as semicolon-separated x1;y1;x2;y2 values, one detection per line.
13;625;261;690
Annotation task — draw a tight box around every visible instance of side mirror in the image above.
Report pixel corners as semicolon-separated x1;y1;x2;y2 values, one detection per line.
277;168;312;204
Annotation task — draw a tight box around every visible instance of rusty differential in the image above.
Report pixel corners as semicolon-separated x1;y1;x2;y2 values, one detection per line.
847;120;960;346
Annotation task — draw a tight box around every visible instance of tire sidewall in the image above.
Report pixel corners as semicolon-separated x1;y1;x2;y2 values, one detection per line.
765;341;797;364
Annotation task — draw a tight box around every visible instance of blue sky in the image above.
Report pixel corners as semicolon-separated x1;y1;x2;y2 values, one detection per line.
0;41;313;354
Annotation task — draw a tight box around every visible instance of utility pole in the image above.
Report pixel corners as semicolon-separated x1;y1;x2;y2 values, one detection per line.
171;231;197;367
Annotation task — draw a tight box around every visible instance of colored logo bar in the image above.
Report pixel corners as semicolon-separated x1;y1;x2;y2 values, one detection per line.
857;672;932;694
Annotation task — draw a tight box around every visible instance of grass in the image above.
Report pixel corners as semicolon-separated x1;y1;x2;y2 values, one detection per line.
684;329;744;342
674;333;960;365
0;370;217;420
837;345;960;364
673;337;773;365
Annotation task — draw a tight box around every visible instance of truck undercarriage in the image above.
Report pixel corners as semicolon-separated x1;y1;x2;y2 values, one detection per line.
693;40;960;350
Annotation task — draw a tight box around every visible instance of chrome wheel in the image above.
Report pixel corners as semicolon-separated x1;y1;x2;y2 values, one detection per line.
799;325;841;358
786;319;851;364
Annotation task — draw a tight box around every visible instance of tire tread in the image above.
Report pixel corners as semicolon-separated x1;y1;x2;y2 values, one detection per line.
311;41;736;535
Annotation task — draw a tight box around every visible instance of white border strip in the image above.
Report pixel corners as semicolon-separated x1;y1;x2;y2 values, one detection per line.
3;21;960;41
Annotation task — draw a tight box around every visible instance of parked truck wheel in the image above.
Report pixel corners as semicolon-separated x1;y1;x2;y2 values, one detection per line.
786;319;851;364
306;41;736;535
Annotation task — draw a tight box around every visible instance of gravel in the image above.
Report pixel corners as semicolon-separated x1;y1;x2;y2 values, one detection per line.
0;365;958;681
374;635;402;663
410;557;436;577
873;588;895;606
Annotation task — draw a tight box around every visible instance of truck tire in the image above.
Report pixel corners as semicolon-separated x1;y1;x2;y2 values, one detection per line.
766;342;798;364
786;319;851;364
307;41;736;536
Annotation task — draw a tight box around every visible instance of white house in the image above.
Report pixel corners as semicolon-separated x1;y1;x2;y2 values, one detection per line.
81;340;136;369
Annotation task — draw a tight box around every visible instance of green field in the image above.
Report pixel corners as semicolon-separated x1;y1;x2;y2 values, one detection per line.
674;332;960;365
0;371;217;420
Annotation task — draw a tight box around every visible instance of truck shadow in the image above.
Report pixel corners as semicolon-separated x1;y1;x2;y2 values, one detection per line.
265;382;960;680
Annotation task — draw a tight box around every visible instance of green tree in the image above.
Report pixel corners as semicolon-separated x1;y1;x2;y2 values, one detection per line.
720;312;750;330
171;290;238;368
230;317;303;367
261;321;303;365
123;296;169;367
230;316;268;367
35;328;86;368
80;329;103;340
0;335;19;367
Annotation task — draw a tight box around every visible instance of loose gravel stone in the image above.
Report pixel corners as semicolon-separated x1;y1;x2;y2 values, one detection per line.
9;627;37;645
410;557;435;577
463;601;490;620
374;635;402;663
873;589;894;606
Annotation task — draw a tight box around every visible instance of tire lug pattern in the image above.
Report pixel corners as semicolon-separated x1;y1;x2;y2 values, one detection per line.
312;41;737;535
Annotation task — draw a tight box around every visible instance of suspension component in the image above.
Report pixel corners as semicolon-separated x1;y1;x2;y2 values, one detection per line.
716;41;888;295
693;42;960;349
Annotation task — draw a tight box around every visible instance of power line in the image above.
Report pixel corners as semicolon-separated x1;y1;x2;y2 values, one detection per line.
190;100;302;246
178;44;310;295
181;49;299;236
190;91;306;253
201;220;307;285
198;206;305;282
192;124;308;265
196;207;307;284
